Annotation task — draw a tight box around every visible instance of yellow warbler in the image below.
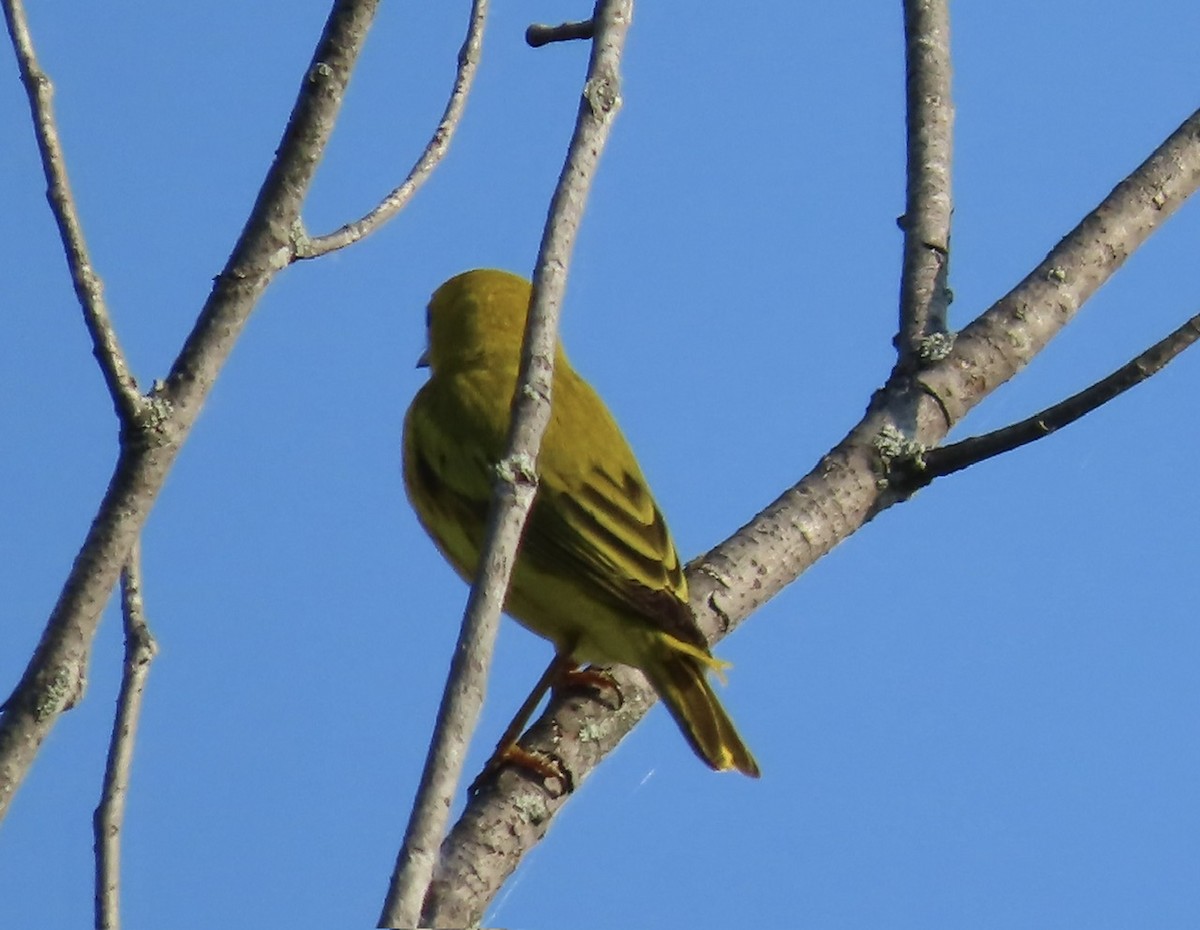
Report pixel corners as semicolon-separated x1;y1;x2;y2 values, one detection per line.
403;269;759;778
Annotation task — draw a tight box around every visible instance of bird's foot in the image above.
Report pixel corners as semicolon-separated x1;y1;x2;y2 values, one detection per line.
555;665;623;710
469;742;573;796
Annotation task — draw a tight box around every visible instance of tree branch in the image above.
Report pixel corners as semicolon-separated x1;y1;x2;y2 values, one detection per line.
420;104;1200;928
92;539;156;930
299;0;489;258
0;0;382;825
2;0;142;422
380;2;634;927
897;0;954;363
526;19;595;48
890;308;1200;491
917;108;1200;426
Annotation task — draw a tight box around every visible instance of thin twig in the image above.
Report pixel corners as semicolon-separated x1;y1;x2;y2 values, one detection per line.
0;0;383;826
891;309;1200;491
526;19;594;47
379;2;633;927
418;105;1200;929
2;0;142;421
93;539;157;930
299;0;489;258
897;0;954;364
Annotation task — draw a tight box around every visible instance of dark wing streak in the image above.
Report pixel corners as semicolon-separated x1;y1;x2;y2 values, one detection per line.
520;476;708;652
576;468;673;567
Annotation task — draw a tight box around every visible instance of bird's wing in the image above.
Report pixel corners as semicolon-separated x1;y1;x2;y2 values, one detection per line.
406;367;707;653
522;459;707;651
522;370;706;651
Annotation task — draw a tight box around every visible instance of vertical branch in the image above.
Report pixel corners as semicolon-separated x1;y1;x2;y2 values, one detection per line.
378;2;633;927
2;0;141;420
897;0;954;364
93;539;157;930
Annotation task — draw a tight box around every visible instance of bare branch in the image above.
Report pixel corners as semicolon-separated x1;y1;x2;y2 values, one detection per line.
0;0;382;826
2;0;142;421
300;0;489;258
421;104;1200;925
897;0;954;363
526;19;594;48
92;539;157;930
918;108;1200;426
379;2;634;927
891;308;1200;491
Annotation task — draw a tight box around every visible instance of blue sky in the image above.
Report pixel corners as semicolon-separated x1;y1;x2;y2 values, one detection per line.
4;3;1200;928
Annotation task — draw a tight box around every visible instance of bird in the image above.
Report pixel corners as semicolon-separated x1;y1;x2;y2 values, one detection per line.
402;268;759;781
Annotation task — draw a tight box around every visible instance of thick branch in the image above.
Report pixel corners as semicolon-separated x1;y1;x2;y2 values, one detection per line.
93;539;156;930
2;0;142;421
421;105;1200;927
897;0;954;362
919;108;1200;424
380;3;633;927
0;0;381;825
300;0;489;257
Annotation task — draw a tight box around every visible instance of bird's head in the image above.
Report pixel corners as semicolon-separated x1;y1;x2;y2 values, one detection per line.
420;268;549;374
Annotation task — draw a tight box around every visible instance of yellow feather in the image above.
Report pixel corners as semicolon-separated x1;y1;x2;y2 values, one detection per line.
403;269;759;777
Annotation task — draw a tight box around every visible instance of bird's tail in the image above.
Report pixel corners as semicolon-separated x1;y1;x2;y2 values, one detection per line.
644;642;760;778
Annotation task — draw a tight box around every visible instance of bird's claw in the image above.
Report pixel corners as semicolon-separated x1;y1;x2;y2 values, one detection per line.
469;742;574;796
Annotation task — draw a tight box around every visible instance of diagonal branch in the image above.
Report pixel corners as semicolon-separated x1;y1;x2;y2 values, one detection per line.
897;0;954;363
93;538;157;930
3;0;142;422
917;108;1200;425
379;2;634;927
421;103;1200;929
299;0;489;258
0;0;383;826
891;308;1200;491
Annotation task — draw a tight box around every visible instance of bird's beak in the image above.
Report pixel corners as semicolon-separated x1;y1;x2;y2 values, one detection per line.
416;348;430;368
